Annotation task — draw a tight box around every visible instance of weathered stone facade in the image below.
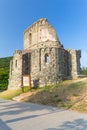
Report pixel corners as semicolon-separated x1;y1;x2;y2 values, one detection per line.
8;50;22;89
8;18;81;89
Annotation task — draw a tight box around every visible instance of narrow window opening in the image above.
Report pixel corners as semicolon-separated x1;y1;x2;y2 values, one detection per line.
15;60;17;68
45;54;49;64
11;61;13;75
29;33;32;44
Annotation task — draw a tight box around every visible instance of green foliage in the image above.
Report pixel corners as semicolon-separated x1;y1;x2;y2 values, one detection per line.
82;67;87;76
0;56;12;90
0;57;12;68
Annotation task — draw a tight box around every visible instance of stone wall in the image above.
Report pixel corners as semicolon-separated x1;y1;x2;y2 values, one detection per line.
8;18;81;89
8;50;22;89
22;52;31;75
31;47;60;87
24;18;61;50
69;50;81;78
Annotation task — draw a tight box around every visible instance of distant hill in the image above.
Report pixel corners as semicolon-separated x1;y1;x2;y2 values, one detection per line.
0;56;12;90
0;56;12;69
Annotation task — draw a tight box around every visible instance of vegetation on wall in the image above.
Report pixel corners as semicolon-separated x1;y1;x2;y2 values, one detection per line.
0;56;12;90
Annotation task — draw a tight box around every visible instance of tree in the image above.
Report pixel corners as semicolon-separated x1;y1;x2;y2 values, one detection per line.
82;67;87;76
0;56;12;90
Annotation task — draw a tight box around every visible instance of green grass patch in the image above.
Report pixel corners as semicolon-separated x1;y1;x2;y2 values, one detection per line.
0;89;22;100
0;86;30;100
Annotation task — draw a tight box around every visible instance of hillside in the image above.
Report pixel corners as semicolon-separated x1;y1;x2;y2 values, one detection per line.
21;78;87;113
0;77;87;113
0;56;12;69
0;56;12;90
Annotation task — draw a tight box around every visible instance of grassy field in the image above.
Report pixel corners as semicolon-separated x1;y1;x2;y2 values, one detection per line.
0;78;87;113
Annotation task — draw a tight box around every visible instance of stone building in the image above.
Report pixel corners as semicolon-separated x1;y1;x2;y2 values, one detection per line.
8;18;81;89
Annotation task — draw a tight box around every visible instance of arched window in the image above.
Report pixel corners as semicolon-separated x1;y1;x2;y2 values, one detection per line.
45;54;49;64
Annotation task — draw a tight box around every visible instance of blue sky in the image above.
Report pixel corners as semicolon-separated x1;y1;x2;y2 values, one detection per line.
0;0;87;67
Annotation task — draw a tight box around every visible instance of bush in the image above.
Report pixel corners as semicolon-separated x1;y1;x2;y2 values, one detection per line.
82;67;87;76
0;56;12;90
0;71;9;90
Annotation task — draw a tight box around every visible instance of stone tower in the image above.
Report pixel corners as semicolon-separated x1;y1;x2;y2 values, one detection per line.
8;50;22;89
8;18;81;89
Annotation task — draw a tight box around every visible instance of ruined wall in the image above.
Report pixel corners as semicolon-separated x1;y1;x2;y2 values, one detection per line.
30;48;81;87
55;49;81;80
57;48;69;79
23;18;64;87
30;47;61;87
8;50;22;89
22;52;31;75
8;18;82;89
67;50;81;79
24;18;61;50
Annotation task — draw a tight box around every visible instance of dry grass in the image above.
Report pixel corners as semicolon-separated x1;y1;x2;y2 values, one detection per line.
0;86;30;100
21;78;87;113
1;78;87;113
0;89;22;100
